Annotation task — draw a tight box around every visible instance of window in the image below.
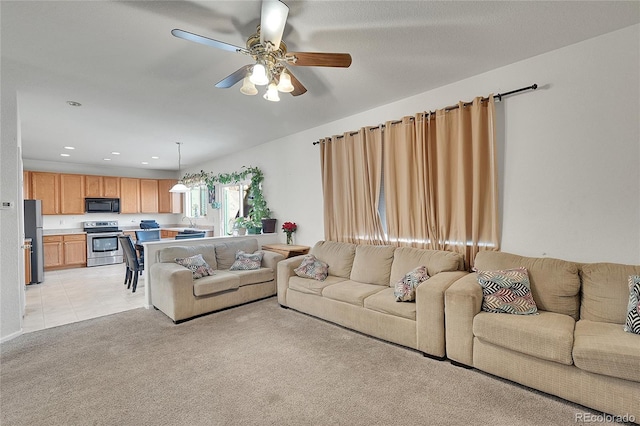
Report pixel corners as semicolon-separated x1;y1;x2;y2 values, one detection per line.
220;182;250;235
184;184;208;218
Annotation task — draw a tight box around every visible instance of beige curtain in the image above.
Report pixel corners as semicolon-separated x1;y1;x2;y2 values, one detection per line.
320;127;386;244
384;96;499;267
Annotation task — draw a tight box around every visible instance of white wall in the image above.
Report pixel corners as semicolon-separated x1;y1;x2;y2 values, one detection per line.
190;24;640;265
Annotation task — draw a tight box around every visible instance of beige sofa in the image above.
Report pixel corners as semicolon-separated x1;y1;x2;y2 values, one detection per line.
277;240;467;359
445;251;640;420
150;239;284;323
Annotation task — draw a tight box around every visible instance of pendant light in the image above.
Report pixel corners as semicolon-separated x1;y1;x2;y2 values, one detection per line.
169;142;189;193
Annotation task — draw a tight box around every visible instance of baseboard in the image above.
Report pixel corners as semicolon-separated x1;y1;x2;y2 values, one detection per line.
1;328;23;343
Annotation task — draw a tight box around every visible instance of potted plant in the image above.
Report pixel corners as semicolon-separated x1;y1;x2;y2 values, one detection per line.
233;217;248;236
246;217;263;234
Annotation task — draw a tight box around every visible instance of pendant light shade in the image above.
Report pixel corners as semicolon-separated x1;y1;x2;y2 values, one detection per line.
170;142;189;193
277;70;294;93
263;83;280;102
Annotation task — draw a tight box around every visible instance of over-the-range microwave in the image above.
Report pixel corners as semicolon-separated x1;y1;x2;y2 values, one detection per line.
85;198;120;213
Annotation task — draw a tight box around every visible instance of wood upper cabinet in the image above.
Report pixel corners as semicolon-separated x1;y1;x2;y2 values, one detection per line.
86;175;120;198
120;178;140;213
158;179;183;214
103;176;120;197
23;171;31;200
31;172;60;214
140;179;159;213
60;174;85;214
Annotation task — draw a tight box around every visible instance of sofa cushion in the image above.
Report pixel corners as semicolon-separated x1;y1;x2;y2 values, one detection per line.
473;310;575;365
350;244;396;286
229;250;263;271
625;275;640;334
294;254;329;281
477;268;538;315
579;262;640;324
310;241;357;279
193;270;240;296
174;254;216;279
289;275;346;296
214;239;259;270
573;320;640;382
390;247;462;285
228;268;274;287
322;280;386;307
159;245;217;269
474;251;580;320
394;266;429;302
365;288;416;320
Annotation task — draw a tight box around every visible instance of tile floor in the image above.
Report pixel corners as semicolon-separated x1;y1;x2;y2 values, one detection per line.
23;263;146;333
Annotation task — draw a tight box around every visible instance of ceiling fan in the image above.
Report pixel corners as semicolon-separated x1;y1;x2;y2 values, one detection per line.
172;0;352;102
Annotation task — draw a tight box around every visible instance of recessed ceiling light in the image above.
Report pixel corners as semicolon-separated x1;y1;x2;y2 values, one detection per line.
60;153;70;157
141;161;149;165
64;146;75;150
111;151;120;155
66;101;82;107
103;158;111;161
151;156;159;159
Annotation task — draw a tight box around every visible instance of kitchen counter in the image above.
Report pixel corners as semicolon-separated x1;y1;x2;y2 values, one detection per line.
43;229;86;235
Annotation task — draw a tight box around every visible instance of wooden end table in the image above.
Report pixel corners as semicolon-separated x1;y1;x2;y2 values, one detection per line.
262;243;310;259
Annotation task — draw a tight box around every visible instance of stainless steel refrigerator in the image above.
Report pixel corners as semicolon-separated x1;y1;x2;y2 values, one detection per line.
24;199;44;284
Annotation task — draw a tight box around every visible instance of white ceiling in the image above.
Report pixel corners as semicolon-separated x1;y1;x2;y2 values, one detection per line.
2;1;639;171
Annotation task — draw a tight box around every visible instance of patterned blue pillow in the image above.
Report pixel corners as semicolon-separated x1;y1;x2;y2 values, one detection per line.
175;254;215;279
477;267;538;315
624;275;640;335
229;250;263;271
394;266;430;302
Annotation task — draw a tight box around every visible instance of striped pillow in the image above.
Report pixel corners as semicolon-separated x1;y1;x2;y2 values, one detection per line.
624;275;640;334
477;267;538;315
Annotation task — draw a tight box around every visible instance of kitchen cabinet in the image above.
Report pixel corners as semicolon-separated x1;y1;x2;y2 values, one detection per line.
24;239;32;285
23;171;31;200
161;230;180;239
44;234;87;270
60;174;85;214
63;234;87;266
120;178;140;213
86;175;120;198
43;235;64;269
31;172;60;214
140;179;159;213
158;179;183;214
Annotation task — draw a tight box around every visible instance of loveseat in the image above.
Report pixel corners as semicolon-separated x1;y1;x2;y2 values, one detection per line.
445;251;640;421
150;239;284;323
277;240;467;358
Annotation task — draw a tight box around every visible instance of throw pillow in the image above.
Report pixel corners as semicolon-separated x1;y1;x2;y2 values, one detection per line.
624;275;640;335
175;254;215;279
229;250;263;271
394;266;430;302
294;254;329;281
477;267;538;315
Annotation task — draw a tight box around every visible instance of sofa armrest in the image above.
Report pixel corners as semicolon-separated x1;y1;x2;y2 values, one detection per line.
276;255;306;306
261;250;285;271
415;271;469;358
149;263;195;321
444;273;483;366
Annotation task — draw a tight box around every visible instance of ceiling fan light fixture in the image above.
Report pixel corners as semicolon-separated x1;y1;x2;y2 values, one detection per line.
240;75;258;95
277;70;294;93
263;83;280;102
250;63;269;86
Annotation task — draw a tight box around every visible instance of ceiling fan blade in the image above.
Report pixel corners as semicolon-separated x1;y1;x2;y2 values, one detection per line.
215;64;253;88
260;0;289;50
287;70;307;96
287;52;352;68
172;29;248;54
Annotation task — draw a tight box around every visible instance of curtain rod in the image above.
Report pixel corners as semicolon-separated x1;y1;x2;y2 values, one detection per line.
312;83;538;145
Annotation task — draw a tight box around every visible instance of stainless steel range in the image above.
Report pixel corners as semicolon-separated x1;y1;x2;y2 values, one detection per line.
83;221;124;267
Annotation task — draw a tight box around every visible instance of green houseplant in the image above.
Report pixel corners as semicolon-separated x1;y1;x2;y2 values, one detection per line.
183;166;276;234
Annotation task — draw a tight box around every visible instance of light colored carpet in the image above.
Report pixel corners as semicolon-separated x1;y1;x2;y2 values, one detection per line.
0;298;621;425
